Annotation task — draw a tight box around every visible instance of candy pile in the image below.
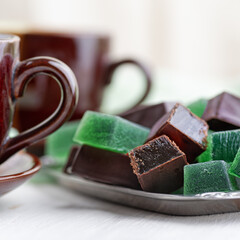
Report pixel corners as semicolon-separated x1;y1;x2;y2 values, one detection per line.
46;91;240;195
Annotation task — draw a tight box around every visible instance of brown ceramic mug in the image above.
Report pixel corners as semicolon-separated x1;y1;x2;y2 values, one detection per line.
15;32;151;131
0;34;78;164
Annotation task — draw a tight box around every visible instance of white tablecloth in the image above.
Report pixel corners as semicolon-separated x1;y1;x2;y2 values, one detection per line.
1;181;240;240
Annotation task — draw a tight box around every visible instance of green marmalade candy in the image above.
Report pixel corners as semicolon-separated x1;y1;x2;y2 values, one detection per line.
184;161;235;195
229;148;240;178
197;130;240;163
46;120;80;164
211;130;240;163
73;111;150;154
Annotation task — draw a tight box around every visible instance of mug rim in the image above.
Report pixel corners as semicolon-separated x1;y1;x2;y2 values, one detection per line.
0;33;20;42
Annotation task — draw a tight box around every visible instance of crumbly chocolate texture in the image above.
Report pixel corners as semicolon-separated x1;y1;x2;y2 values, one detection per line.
120;102;177;128
129;135;188;193
147;103;208;162
64;145;141;190
202;92;240;131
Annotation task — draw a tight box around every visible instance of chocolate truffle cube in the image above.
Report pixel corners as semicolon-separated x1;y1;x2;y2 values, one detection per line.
129;135;188;193
147;104;208;162
120;102;177;128
202;92;240;131
64;145;141;190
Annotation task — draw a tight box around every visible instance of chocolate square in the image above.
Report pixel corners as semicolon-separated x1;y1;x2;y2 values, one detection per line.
120;102;177;128
147;103;208;162
64;145;141;190
129;135;188;193
202;92;240;130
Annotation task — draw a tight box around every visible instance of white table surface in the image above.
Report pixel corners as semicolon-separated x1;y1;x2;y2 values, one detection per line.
1;180;240;240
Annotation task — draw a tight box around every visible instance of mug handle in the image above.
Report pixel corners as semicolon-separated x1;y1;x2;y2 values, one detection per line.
0;57;78;163
104;59;152;111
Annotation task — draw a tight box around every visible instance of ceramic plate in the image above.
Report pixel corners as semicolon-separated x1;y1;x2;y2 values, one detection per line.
0;151;41;196
46;169;240;216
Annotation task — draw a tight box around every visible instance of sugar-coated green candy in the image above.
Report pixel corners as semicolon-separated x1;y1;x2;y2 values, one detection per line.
46;120;80;165
187;98;208;117
229;148;240;178
197;130;240;163
211;130;240;163
226;162;239;190
184;161;235;195
73;111;150;154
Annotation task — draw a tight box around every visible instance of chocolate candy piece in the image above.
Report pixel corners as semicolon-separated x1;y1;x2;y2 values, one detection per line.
184;161;236;195
187;98;207;117
120;102;177;128
147;103;208;162
202;92;240;131
64;145;141;190
129;135;188;193
73;111;150;154
46;120;80;165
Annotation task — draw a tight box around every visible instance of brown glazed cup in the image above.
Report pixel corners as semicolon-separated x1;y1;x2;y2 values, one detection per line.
15;32;152;131
0;34;78;164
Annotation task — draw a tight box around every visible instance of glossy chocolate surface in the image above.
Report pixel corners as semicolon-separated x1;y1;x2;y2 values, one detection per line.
147;104;208;162
120;102;177;128
64;145;141;190
202;92;240;131
129;135;188;193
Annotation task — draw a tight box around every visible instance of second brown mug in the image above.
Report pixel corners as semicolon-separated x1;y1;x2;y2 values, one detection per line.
14;32;152;131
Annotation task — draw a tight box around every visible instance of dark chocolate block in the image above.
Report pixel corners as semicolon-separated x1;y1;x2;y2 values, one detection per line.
120;102;177;128
129;135;188;193
202;92;240;131
147;103;208;162
64;145;141;190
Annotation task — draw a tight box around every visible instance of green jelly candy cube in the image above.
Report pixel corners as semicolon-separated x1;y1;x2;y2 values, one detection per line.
197;134;212;163
211;130;240;163
187;98;208;117
73;111;150;154
226;162;239;190
184;161;235;195
46;120;80;165
229;148;240;178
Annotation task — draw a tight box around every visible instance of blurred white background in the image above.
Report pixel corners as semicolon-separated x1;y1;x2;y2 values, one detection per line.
1;0;240;111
